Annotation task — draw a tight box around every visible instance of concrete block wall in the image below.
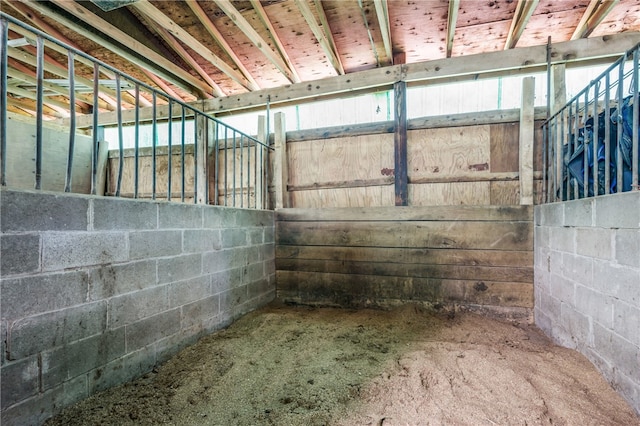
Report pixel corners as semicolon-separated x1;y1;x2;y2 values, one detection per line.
0;189;275;425
534;192;639;415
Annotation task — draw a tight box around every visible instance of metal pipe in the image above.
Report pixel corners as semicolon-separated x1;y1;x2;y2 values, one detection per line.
64;51;76;192
214;121;219;205
152;91;157;200
604;73;611;194
633;47;639;191
224;126;228;206
91;62;99;195
34;35;44;190
134;83;140;199
233;130;237;207
0;17;8;186
582;90;588;198
240;133;244;208
617;59;624;192
167;99;173;201
592;81;599;195
115;73;124;197
194;113;198;204
181;106;186;202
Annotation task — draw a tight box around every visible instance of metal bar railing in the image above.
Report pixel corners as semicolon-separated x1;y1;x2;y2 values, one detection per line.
542;42;640;202
0;12;273;209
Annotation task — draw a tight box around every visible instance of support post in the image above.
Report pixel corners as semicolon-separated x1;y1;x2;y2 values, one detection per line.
274;112;288;209
394;80;408;206
551;64;567;200
257;115;267;209
196;114;208;204
520;77;535;205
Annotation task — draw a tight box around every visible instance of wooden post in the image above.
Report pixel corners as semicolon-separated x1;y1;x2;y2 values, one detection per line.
196;114;208;204
551;64;567;200
274;112;289;209
394;80;408;206
257;115;267;209
520;77;535;205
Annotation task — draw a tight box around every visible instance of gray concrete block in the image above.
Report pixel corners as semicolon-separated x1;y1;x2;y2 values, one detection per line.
1;271;89;320
593;260;640;304
180;295;220;330
0;355;39;408
41;327;126;391
220;286;248;313
1;234;40;276
158;203;203;229
564;198;593;227
0;385;63;426
125;308;181;352
595;192;640;229
203;248;245;275
538;289;561;321
243;262;265;285
88;260;157;300
129;230;182;259
235;209;273;228
183;229;221;253
169;276;210;308
596;327;639;380
154;327;201;366
88;345;156;394
534;307;552;336
1;189;88;232
0;319;6;367
107;285;169;329
615;229;640;268
613;300;640;347
92;198;157;230
247;278;272;301
575;284;613;329
42;232;128;271
534;206;543;226
560;302;591;348
247;228;264;245
9;301;108;359
613;369;640;416
540;202;564;227
550;273;576;305
210;267;242;295
158;253;202;284
534;226;549;251
221;228;248;248
561;253;593;287
264;226;275;244
575;227;612;260
203;206;236;229
549;226;575;254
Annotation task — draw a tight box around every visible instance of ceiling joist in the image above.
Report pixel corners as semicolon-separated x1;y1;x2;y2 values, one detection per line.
446;0;460;58
184;0;261;90
296;0;344;75
504;0;539;50
571;0;620;40
213;0;297;84
373;0;393;65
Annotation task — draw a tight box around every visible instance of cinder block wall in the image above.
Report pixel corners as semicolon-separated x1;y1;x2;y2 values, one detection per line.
0;189;275;425
534;192;639;415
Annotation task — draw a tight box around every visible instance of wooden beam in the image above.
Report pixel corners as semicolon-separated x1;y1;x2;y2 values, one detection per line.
504;0;539;50
571;0;620;40
30;0;210;97
214;0;296;84
185;0;261;89
373;0;393;64
250;0;301;83
393;81;407;206
446;0;460;58
256;115;267;209
274;112;289;209
313;0;345;73
203;31;640;113
6;84;72;116
519;77;535;205
296;0;344;75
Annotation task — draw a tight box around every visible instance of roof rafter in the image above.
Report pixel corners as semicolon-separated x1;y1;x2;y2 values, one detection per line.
130;0;256;92
214;0;296;84
446;0;460;58
184;0;261;89
312;0;345;74
373;0;393;65
504;0;539;50
571;0;620;40
295;0;344;75
249;0;301;83
24;0;210;98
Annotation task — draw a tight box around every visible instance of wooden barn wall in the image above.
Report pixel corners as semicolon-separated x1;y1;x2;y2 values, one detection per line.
276;205;534;320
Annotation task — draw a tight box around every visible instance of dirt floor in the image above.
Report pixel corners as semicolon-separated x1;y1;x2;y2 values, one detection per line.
46;303;639;426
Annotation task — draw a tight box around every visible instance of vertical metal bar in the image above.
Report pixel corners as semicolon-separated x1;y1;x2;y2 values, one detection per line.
604;73;611;194
194;112;198;204
0;18;8;187
592;81;599;196
152;92;157;200
214;122;219;205
254;137;258;209
115;73;124;197
134;83;140;199
551;119;557;200
233;130;237;207
542;123;548;203
582;90;588;198
91;62;99;194
573;98;580;197
248;135;252;208
240;134;244;208
266;96;271;209
617;59;624;193
567;103;573;199
560;109;566;200
167;99;173;201
181;106;186;202
204;119;209;205
64;51;76;192
35;35;44;190
224;126;228;206
633;47;639;191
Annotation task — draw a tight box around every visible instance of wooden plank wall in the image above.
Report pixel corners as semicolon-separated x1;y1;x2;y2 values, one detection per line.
276;205;534;319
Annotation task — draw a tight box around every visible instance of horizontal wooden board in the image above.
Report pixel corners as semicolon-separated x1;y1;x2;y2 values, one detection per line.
276;246;533;268
276;205;533;222
276;270;533;309
276;258;533;283
277;221;533;251
289;186;394;208
409;182;491;206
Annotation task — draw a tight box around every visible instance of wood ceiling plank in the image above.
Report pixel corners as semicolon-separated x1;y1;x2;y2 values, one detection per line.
250;0;301;83
504;0;540;49
373;0;393;64
214;0;296;83
130;0;256;91
590;0;640;36
25;0;210;98
295;0;344;75
446;0;460;58
185;0;261;89
571;0;620;39
313;0;345;72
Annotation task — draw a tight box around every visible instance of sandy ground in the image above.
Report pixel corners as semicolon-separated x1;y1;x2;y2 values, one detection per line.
46;303;639;426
